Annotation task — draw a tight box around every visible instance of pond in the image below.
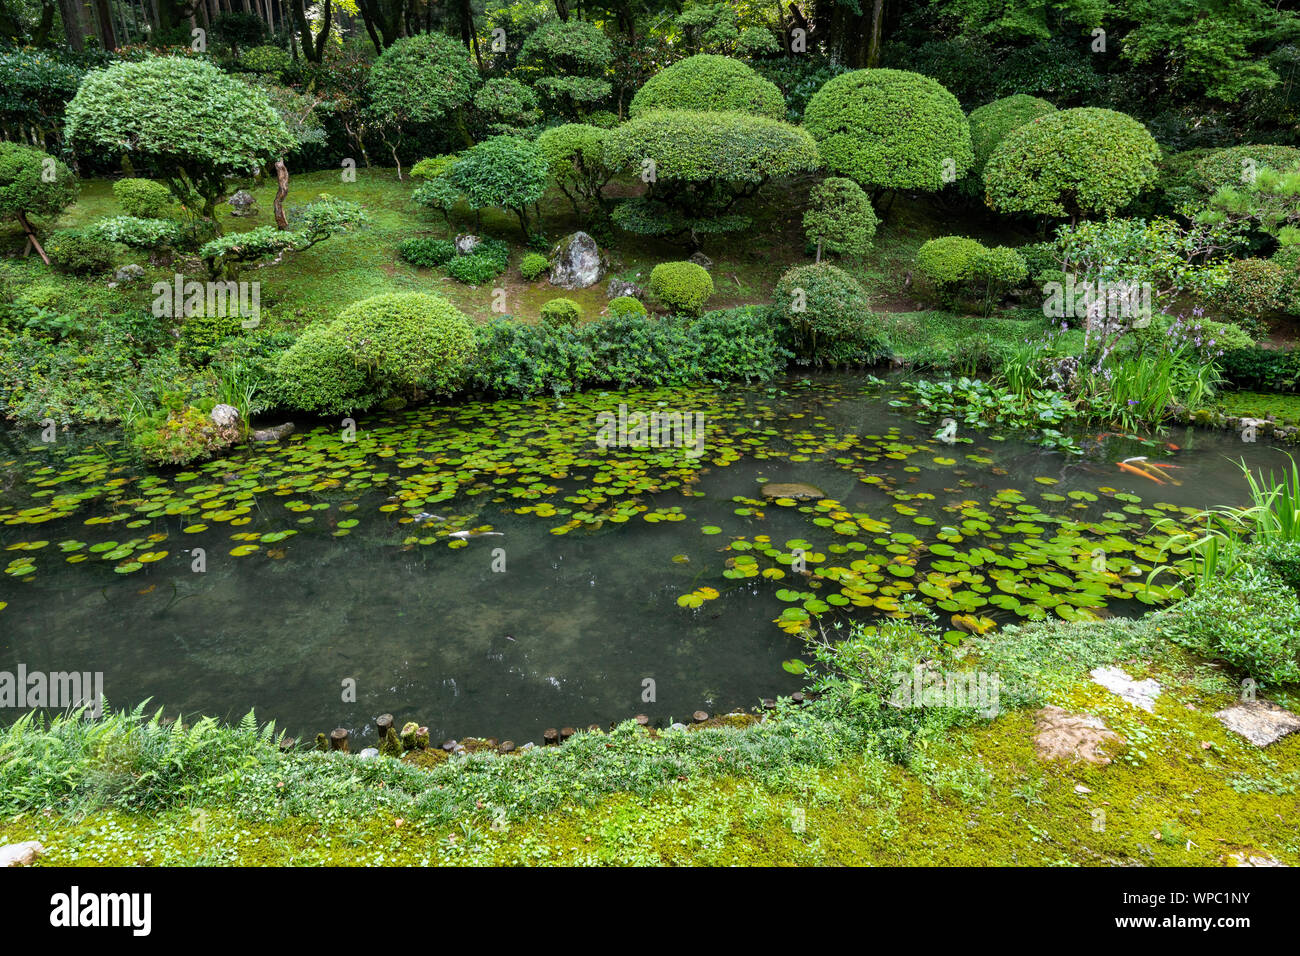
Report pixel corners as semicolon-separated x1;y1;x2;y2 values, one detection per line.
0;373;1284;744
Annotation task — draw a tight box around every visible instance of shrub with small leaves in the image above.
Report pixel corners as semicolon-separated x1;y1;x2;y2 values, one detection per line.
967;94;1056;180
607;295;648;319
773;262;885;365
240;45;291;77
803;177;877;259
1214;258;1287;319
629;54;786;119
648;261;714;315
398;237;457;268
519;252;549;281
984;107;1160;219
540;297;583;327
916;236;987;289
46;229;114;276
86;215;180;249
112;178;172;218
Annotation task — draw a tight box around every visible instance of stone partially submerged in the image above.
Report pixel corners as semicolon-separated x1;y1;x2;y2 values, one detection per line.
549;231;605;289
761;481;825;500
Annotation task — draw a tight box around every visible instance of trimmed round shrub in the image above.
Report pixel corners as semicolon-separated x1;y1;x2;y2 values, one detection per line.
772;262;885;364
973;245;1028;286
1017;240;1059;281
412;178;460;220
803;69;973;192
113;178;171;218
916;236;986;288
984;107;1160;219
46;230;114;275
410;154;460;180
274;324;375;414
629;54;786;120
446;135;549;232
1179;146;1300;209
367;33;478;126
608;295;648;319
0;142;78;228
240;44;291;77
474;77;540;128
539;297;583;327
519;252;549;281
648;261;714;315
335;292;476;396
1215;258;1287;318
803;177;878;258
967;94;1056;179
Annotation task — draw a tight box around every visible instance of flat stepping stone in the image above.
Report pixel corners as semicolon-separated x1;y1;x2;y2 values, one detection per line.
1033;705;1123;766
1225;852;1286;867
1213;699;1300;747
761;482;825;500
0;841;44;867
1090;665;1161;712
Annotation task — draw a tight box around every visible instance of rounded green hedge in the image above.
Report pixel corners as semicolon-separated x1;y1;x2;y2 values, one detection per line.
540;297;583;327
803;177;878;258
648;261;714;315
275;292;476;412
519;252;550;281
772;262;884;365
604;109;819;184
607;295;648;319
47;229;114;276
112;178;171;218
973;245;1028;286
967;94;1056;178
629;54;786;120
803;69;973;192
984;107;1159;219
916;236;987;287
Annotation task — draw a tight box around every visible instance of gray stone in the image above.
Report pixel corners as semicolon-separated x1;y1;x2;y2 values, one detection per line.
210;404;240;429
606;278;642;300
1090;665;1161;713
549;231;605;289
761;481;825;500
114;264;146;283
358;747;380;760
669;722;688;732
454;233;481;255
0;841;44;867
688;251;713;271
1214;699;1300;747
228;189;257;216
251;422;295;442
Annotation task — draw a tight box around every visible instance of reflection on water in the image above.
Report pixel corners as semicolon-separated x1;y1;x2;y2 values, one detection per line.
0;374;1284;743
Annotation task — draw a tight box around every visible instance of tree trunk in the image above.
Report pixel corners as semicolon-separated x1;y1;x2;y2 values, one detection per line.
92;0;116;47
17;213;50;265
274;159;290;229
58;0;85;50
314;0;331;60
866;0;884;67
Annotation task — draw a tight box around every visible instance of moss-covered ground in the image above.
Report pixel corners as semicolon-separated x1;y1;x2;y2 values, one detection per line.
4;645;1295;867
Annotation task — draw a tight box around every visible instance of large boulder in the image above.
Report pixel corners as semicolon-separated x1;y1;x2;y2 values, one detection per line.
549;231;605;289
454;234;481;256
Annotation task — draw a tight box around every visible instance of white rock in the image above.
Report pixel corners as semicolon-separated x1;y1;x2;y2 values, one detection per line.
210;403;240;428
1090;665;1161;712
1214;699;1300;747
0;841;44;867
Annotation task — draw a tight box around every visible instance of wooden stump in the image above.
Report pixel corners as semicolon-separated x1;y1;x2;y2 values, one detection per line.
329;728;349;752
693;710;709;723
543;728;559;746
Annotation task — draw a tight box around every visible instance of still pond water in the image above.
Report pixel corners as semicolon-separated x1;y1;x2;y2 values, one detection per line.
0;373;1285;743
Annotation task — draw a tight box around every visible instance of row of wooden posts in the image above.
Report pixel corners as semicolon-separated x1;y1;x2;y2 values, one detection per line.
319;693;807;756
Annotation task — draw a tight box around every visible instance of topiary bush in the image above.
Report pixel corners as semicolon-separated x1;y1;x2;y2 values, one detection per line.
984;108;1160;219
803;69;972;193
446;135;550;236
113;178;172;218
1215;258;1287;320
916;236;987;290
967;94;1056;181
473;77;541;131
412;178;460;223
973;245;1028;287
273;324;376;414
519;252;550;281
648;261;714;315
333;292;476;396
0;142;78;261
539;297;583;328
772;262;886;365
46;230;114;276
629;54;786;119
1162;145;1300;213
803;177;877;259
607;295;648;319
86;215;180;250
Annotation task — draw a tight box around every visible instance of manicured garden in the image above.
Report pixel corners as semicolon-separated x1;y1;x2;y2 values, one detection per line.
2;1;1300;870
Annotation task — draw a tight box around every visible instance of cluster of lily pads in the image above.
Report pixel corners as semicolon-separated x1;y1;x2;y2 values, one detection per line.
1;382;1201;644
